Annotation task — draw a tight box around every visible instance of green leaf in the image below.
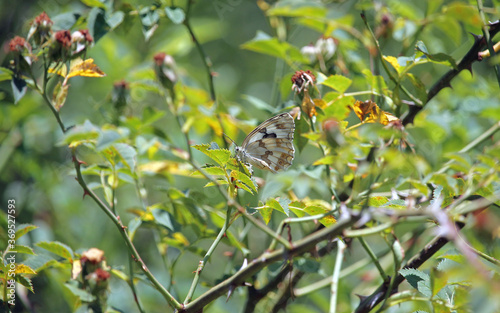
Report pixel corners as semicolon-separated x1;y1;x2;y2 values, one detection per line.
52;81;69;111
80;0;107;9
303;204;336;226
15;224;38;240
62;120;100;145
399;268;431;297
231;170;257;193
295;258;321;273
200;165;226;176
12;76;27;104
165;7;185;24
16;275;34;293
320;75;352;94
415;41;457;69
313;155;335;165
36;241;74;262
295;115;309;152
258;205;273;225
13;245;35;255
322;95;354;120
88;7;110;43
113;143;137;171
193;144;231;167
266;197;287;215
64;283;96;302
96;130;122;151
139;7;159;41
0;67;13;82
267;5;327;18
152;208;179;232
23;254;58;272
52;12;80;30
241;31;307;63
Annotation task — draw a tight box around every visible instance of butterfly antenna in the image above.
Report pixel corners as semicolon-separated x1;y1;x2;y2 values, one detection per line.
223;133;236;146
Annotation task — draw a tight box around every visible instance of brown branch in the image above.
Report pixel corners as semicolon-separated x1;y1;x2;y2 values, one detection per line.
178;213;361;313
354;221;465;313
402;20;500;125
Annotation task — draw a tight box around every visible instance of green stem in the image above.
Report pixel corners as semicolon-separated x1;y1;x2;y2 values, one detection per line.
127;256;146;313
329;240;347;313
438;121;500;174
183;207;233;304
183;2;215;101
358;237;388;281
71;151;181;310
360;12;422;106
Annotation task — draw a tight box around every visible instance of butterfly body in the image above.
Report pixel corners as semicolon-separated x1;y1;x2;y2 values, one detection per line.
235;113;295;173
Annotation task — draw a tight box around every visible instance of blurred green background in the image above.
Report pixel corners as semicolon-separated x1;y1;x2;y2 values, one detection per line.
1;0;500;312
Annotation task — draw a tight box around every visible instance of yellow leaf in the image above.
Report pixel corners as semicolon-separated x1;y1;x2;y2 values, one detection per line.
71;260;82;279
67;58;106;78
383;55;401;74
173;232;190;246
16;264;37;275
351;100;400;125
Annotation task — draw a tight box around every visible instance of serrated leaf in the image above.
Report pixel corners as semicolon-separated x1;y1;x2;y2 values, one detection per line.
200;166;226;176
321;75;352;93
193;144;231;167
15;224;38;240
23;254;58;272
13;245;35;255
16;264;36;275
65;283;96;302
16;275;34;293
258;205;273;225
399;268;431;297
231;170;257;193
303;204;336;226
36;241;74;262
266;198;287;215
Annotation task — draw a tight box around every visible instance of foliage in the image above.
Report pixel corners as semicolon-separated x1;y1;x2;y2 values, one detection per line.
1;0;500;312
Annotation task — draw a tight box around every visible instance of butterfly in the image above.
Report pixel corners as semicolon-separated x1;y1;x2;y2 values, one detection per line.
235;113;295;173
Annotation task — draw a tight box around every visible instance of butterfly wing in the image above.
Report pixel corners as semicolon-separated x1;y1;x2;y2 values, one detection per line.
240;113;295;173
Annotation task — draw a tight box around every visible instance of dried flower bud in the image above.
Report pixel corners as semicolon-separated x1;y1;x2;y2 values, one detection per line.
81;248;105;264
8;36;33;72
9;36;31;54
71;29;94;55
154;52;178;96
27;12;53;46
291;70;316;93
48;30;72;61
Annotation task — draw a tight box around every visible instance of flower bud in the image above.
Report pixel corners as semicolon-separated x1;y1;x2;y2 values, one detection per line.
71;29;93;56
154;52;178;98
48;30;72;62
291;70;316;94
27;12;53;46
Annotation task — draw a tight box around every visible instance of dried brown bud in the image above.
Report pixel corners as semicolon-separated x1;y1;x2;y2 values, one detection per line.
291;70;316;93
